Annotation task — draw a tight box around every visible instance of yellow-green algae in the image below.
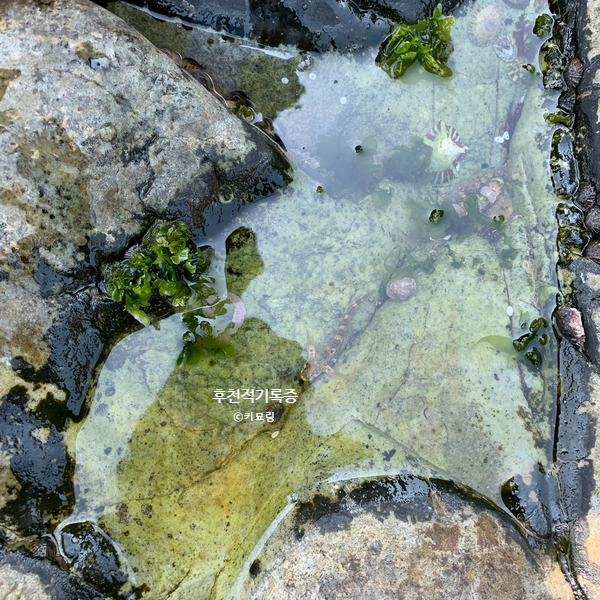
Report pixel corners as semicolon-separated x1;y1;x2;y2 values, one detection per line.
66;1;560;597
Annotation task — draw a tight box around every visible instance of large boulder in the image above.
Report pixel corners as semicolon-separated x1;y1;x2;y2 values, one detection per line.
0;0;290;389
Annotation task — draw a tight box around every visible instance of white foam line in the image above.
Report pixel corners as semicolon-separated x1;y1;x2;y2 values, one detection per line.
226;497;298;599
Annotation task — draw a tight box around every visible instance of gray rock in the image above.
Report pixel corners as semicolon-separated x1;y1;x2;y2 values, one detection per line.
0;0;290;372
246;478;574;599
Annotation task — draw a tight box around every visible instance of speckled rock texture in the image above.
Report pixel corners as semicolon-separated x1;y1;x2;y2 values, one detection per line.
0;0;289;591
0;0;289;371
245;479;574;600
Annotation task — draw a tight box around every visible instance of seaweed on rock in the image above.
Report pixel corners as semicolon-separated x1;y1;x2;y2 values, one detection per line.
103;220;214;327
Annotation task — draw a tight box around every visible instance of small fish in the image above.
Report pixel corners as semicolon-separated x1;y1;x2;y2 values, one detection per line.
301;291;373;383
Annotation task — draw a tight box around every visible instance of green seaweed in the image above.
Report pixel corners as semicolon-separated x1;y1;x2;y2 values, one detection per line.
476;317;549;368
103;220;214;327
474;336;518;358
376;4;455;79
533;14;553;37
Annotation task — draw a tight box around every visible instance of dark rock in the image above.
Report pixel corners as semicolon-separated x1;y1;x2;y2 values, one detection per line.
0;0;291;374
0;546;104;599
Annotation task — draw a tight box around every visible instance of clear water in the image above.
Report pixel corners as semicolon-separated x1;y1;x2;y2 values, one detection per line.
61;2;563;597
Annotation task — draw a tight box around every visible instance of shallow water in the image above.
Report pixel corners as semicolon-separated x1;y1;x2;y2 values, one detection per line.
62;1;566;596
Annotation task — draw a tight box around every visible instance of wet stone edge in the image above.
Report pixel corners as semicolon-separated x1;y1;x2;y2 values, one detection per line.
552;0;600;597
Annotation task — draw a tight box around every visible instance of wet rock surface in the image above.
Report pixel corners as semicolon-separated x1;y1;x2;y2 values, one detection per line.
0;547;103;600
554;0;600;597
0;0;290;594
246;477;573;599
0;0;289;366
107;0;466;54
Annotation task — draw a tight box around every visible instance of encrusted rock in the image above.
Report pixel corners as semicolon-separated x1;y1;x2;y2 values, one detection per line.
585;206;600;234
248;477;574;599
556;306;585;347
575;181;596;212
386;277;417;301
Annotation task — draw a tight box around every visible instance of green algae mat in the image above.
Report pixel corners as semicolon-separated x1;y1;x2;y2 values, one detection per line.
63;1;566;597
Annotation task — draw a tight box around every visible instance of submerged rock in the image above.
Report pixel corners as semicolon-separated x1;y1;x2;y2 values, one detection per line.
247;477;573;599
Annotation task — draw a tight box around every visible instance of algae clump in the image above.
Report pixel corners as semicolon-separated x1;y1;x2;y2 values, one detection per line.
103;220;213;326
376;4;455;79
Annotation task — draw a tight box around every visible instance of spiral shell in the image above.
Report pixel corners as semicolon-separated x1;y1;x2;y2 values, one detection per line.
468;6;503;47
507;57;529;83
386;277;417;301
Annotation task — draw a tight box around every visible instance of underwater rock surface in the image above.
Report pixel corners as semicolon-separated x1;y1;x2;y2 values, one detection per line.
58;0;574;596
247;478;574;599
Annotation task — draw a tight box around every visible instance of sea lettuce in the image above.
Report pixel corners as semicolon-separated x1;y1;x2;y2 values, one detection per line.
376;4;455;79
103;220;213;326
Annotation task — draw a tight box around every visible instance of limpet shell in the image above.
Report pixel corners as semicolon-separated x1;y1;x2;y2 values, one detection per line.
558;89;576;113
159;48;182;66
493;34;517;63
556;306;585;348
575;182;596;212
585;206;600;234
564;57;584;89
386;277;417;301
585;239;600;264
468;5;503;48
